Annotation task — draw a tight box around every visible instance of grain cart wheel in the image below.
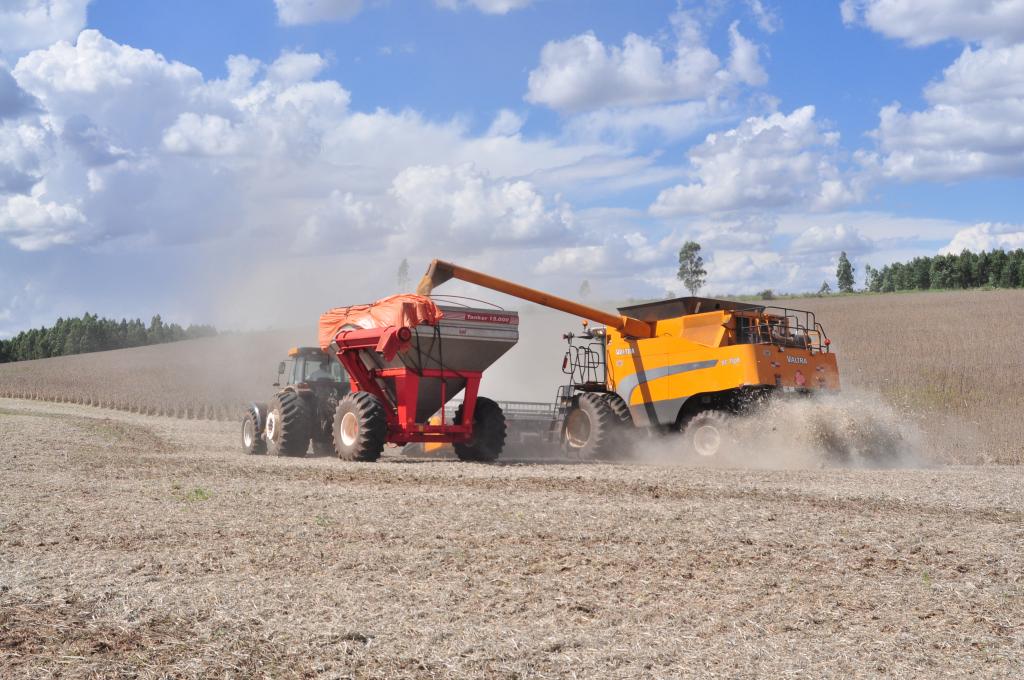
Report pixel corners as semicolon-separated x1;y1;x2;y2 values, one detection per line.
333;392;386;462
562;392;625;461
242;405;267;455
681;410;734;459
265;391;311;457
453;397;506;462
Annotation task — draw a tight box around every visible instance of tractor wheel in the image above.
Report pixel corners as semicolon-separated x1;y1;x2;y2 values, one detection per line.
680;410;734;459
265;391;311;457
333;392;387;462
242;405;267;455
453;397;506;462
562;392;626;460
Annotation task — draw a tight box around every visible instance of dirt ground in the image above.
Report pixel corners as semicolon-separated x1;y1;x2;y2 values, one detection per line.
1;398;1021;679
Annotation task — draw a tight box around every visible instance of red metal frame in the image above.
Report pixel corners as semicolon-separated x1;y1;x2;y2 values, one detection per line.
332;326;481;445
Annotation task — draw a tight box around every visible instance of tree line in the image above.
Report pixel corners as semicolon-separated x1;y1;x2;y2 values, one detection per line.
863;248;1024;293
0;314;217;363
675;243;1024;299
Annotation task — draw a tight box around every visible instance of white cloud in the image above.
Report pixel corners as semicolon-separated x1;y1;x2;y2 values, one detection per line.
563;101;724;144
162;113;245;156
274;0;363;25
790;223;874;254
0;0;91;55
4;30;635;255
872;43;1024;180
389;163;572;246
840;0;1024;47
0;67;41;119
727;21;768;86
525;11;768;114
525;30;723;113
0;119;50;193
746;0;780;33
0;188;84;250
486;109;524;137
535;245;609;275
651;106;857;216
266;51;328;84
435;0;536;14
274;0;534;24
940;222;1024;254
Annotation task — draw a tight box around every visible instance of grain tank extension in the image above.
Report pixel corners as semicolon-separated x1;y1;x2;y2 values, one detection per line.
417;259;840;459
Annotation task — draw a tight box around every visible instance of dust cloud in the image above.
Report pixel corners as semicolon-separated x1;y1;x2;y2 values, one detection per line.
629;389;928;470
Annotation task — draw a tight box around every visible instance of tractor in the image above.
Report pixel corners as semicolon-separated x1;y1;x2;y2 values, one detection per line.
242;347;349;457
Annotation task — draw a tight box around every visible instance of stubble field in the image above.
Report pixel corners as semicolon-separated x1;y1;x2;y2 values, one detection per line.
1;398;1022;678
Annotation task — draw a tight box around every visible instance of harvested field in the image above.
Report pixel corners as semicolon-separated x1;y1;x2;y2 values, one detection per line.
1;398;1022;678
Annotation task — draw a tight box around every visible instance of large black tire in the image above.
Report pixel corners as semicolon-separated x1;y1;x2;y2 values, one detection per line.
242;405;267;455
265;391;311;457
562;392;627;460
453;397;506;462
333;392;387;462
680;410;734;459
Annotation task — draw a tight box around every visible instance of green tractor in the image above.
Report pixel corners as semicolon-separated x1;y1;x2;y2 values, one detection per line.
242;347;350;457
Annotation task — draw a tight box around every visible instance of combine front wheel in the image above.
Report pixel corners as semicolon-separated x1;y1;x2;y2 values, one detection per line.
562;392;625;461
453;397;506;462
334;392;386;462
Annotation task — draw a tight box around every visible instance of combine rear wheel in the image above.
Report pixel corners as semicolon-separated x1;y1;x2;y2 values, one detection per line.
242;404;267;455
453;397;506;462
265;391;311;457
334;392;386;462
681;410;734;458
562;392;627;461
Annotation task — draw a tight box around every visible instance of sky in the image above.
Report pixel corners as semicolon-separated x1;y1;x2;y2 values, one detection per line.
1;0;1023;336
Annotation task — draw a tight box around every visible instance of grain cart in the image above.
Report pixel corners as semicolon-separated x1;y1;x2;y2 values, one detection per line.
242;346;350;457
316;295;519;462
417;260;840;459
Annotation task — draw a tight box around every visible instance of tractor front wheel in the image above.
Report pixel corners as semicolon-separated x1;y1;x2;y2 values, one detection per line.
265;391;310;457
242;404;267;455
453;397;506;462
333;392;387;462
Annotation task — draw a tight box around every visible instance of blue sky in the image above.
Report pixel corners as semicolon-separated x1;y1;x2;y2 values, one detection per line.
1;0;1023;335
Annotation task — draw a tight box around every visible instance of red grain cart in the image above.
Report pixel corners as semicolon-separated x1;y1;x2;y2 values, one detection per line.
320;296;519;462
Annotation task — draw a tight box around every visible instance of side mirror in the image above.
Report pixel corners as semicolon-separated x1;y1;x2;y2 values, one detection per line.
277;361;286;375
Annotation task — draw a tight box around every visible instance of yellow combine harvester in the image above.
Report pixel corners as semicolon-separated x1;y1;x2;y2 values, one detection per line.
418;260;840;458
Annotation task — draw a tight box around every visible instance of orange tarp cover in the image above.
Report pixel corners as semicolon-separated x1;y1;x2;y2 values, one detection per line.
318;294;443;351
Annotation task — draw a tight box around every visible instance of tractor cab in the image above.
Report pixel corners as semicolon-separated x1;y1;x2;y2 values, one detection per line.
276;347;347;388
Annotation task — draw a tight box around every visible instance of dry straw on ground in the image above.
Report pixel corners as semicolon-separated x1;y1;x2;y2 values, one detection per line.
1;399;1022;678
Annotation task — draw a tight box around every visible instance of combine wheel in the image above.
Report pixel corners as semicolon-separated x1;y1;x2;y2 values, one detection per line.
265;391;311;457
681;410;734;458
334;392;386;462
562;392;626;460
242;404;267;455
453;397;506;462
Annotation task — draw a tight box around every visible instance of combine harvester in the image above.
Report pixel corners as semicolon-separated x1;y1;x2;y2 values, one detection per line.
417;259;841;459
